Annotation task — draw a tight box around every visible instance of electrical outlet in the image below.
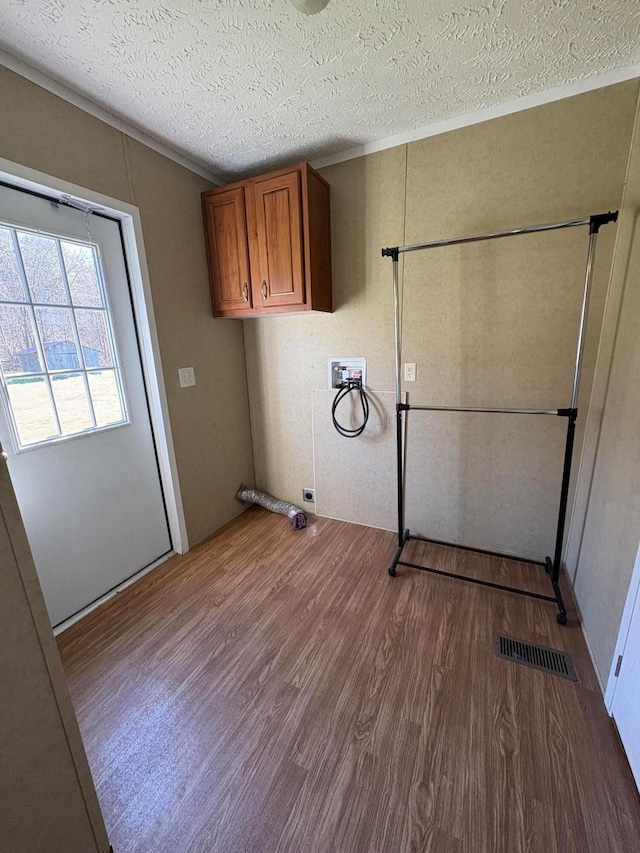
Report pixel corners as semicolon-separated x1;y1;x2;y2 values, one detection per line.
404;363;417;382
302;488;315;503
178;367;196;388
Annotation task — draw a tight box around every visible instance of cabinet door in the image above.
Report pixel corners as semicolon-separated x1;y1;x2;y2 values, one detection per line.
203;188;252;316
252;170;305;308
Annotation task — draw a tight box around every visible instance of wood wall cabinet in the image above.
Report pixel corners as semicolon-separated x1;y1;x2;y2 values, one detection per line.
202;162;332;318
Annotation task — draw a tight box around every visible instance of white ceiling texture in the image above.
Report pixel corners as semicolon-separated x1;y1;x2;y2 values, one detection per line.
1;1;639;181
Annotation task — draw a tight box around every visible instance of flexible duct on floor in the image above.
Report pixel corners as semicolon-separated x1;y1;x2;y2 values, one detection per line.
235;484;307;529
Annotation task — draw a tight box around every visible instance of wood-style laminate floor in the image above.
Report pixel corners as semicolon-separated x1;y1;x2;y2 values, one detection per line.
58;508;640;853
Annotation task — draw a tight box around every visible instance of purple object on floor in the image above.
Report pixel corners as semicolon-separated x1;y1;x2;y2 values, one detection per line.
235;484;307;529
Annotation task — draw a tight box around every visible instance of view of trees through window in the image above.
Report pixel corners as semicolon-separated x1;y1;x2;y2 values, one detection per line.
0;225;127;446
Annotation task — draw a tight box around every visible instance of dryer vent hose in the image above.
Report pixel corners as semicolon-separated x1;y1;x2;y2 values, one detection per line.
235;484;307;529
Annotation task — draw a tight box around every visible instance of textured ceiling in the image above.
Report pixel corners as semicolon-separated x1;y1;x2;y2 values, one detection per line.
1;1;639;180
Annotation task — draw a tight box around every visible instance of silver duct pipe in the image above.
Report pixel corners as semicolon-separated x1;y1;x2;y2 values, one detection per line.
236;484;307;529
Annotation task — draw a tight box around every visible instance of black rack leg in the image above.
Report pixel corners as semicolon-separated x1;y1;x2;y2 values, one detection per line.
546;411;576;625
553;577;568;626
545;556;567;624
389;407;406;577
389;529;410;577
396;408;404;548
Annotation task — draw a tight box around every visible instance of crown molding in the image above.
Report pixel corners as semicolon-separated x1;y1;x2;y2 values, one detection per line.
0;48;224;186
310;64;640;170
3;45;638;184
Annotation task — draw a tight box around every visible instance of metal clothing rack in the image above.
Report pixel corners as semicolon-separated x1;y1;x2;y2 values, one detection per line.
381;211;618;624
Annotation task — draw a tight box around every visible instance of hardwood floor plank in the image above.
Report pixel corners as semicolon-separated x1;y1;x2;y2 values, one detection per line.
57;508;640;853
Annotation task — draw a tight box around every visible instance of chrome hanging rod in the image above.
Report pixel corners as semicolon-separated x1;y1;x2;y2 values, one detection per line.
405;405;566;416
382;212;617;257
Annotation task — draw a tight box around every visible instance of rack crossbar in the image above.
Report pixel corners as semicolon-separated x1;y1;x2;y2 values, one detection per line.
395;560;557;602
387;217;589;256
407;533;547;566
407;404;562;416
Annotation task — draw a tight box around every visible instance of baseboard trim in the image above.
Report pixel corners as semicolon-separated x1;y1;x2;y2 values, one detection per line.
581;620;607;697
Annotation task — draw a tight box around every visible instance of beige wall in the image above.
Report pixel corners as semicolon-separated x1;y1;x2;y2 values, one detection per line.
1;441;109;852
244;82;639;560
571;101;640;684
0;66;255;547
244;145;407;511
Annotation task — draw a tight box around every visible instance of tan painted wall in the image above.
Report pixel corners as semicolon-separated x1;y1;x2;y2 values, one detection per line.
0;66;254;547
244;83;639;560
571;101;640;685
244;145;406;511
1;441;109;852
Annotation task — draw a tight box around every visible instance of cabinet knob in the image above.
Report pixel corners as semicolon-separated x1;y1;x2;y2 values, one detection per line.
261;280;267;300
242;282;249;302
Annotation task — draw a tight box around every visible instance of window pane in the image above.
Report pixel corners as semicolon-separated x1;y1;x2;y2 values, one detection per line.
61;241;103;307
50;373;93;434
0;228;26;301
17;231;67;305
6;376;58;445
75;309;114;367
0;304;43;375
34;306;81;370
87;370;124;427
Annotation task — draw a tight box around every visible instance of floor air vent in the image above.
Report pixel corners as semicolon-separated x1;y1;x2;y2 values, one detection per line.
495;634;577;681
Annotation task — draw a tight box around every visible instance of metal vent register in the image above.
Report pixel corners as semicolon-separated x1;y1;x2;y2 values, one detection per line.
495;634;577;681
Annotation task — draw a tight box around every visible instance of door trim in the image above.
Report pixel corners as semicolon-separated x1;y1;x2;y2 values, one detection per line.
0;156;189;555
605;539;640;712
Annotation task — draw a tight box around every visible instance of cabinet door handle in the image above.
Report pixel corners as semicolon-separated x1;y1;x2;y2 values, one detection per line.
261;280;267;300
242;282;249;302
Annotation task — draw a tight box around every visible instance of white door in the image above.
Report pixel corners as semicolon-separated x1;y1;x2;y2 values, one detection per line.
610;542;640;790
0;183;171;626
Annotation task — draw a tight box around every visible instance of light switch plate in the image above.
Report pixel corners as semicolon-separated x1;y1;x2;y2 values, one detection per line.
178;367;196;388
404;363;417;382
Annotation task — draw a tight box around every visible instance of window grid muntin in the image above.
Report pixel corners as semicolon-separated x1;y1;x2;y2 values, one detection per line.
0;222;128;449
1;300;118;376
7;228;28;302
18;230;66;306
60;238;103;308
52;239;97;428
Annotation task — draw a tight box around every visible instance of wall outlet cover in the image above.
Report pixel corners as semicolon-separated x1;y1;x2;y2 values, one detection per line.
178;367;196;388
302;488;316;503
404;362;417;382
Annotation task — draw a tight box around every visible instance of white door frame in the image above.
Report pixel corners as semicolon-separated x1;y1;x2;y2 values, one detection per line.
605;540;640;712
0;156;189;557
